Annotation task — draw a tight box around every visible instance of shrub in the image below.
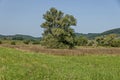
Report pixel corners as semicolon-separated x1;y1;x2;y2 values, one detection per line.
23;40;30;45
87;40;95;46
11;41;16;45
75;36;88;46
111;39;120;47
32;40;40;45
0;40;2;44
41;34;70;49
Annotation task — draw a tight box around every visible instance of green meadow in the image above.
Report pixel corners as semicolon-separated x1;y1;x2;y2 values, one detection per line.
0;47;120;80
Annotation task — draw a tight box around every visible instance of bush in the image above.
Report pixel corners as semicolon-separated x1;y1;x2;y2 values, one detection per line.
87;40;95;46
0;40;2;44
75;36;88;46
23;40;30;45
11;41;16;45
95;34;119;47
41;34;70;49
32;40;40;45
111;39;120;47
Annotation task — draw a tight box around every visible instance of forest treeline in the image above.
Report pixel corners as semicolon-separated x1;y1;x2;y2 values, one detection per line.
0;28;120;47
0;28;120;40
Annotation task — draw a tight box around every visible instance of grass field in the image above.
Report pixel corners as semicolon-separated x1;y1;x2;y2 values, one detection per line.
0;47;120;80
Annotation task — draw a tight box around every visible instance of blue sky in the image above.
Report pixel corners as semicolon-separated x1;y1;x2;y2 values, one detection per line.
0;0;120;37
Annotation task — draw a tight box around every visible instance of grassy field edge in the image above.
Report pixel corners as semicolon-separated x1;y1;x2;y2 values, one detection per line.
0;47;120;80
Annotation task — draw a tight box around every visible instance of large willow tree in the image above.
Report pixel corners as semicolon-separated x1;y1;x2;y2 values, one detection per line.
41;8;77;49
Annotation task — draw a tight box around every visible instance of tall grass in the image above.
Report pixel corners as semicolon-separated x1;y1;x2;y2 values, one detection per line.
0;47;120;80
1;44;120;55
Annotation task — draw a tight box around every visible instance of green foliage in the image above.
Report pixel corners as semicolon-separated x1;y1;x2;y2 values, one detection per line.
87;40;95;46
3;37;8;40
11;41;16;45
75;36;88;46
32;40;40;45
0;40;2;44
12;36;24;40
75;33;100;40
104;34;117;46
75;28;120;39
0;34;41;41
95;36;105;46
110;39;120;47
41;8;77;49
0;47;120;80
101;28;120;35
95;34;120;47
41;34;70;49
23;40;30;45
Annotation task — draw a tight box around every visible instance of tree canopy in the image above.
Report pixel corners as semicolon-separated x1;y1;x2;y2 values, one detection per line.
40;8;77;49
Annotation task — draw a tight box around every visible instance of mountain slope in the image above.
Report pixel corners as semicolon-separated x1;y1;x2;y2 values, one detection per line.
76;28;120;39
101;28;120;35
0;34;41;40
75;33;100;39
0;28;120;40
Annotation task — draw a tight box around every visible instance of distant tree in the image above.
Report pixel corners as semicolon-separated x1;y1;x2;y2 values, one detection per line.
0;40;2;44
95;36;105;46
75;36;88;46
23;40;30;45
12;36;23;40
103;34;117;46
32;40;40;45
11;41;16;45
111;39;120;47
87;40;95;46
40;8;77;49
3;37;7;40
96;34;118;47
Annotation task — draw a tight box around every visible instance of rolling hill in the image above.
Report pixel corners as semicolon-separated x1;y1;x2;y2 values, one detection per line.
0;28;120;40
0;34;41;40
76;28;120;39
101;28;120;35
